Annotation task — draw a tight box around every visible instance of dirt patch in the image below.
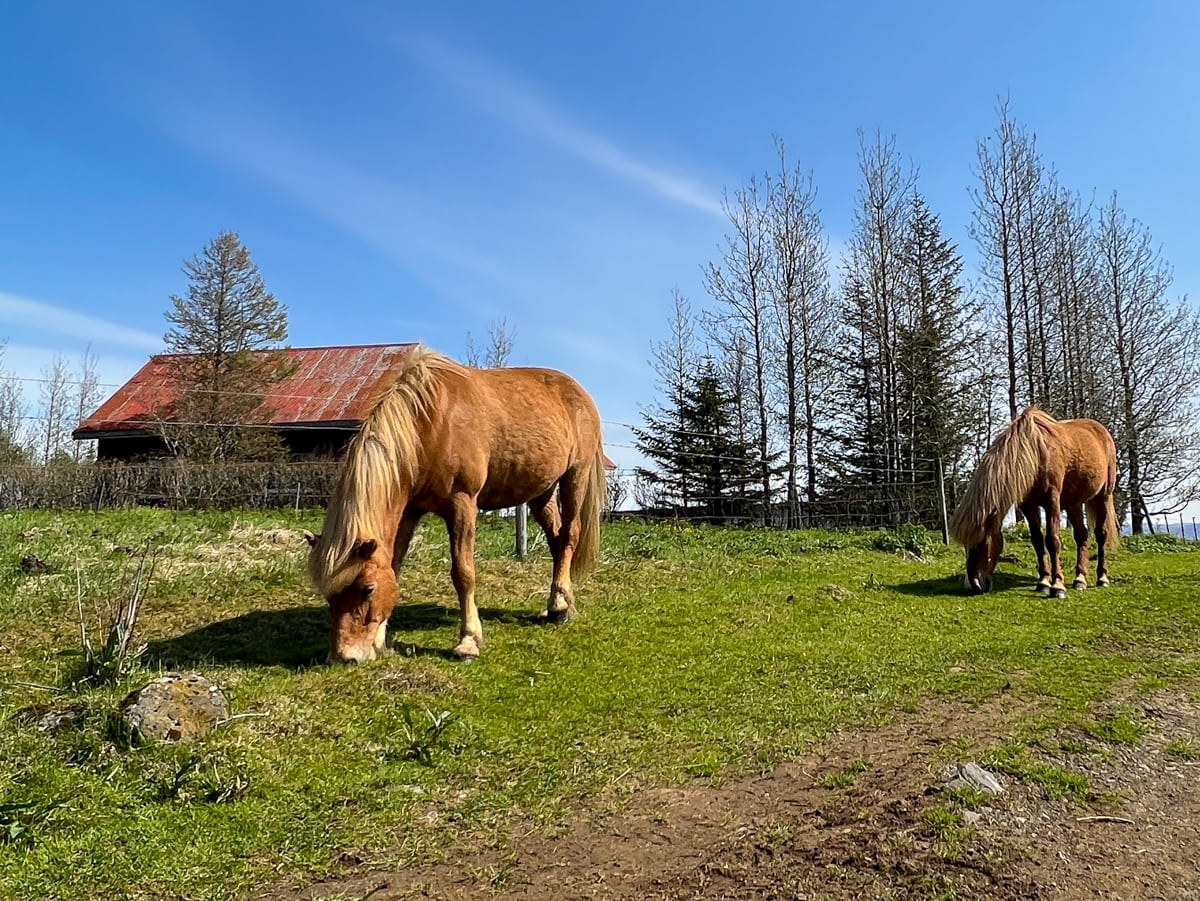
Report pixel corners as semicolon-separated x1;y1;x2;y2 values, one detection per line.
268;690;1200;900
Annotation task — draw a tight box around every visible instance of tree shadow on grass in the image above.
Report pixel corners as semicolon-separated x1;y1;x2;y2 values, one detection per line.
148;601;555;669
892;570;1033;598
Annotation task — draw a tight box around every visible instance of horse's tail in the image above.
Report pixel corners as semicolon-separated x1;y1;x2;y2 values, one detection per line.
1102;493;1120;549
1102;432;1120;550
948;408;1048;547
570;445;607;580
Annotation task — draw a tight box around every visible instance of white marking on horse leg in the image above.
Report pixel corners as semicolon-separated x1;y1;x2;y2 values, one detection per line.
452;634;481;660
1072;576;1087;591
1097;575;1110;587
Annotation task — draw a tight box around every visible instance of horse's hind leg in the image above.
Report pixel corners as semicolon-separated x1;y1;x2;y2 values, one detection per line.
445;493;484;660
1066;505;1090;590
1022;503;1051;595
1088;496;1112;587
528;486;572;623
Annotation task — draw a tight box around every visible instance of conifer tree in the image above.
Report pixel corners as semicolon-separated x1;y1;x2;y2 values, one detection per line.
160;231;294;462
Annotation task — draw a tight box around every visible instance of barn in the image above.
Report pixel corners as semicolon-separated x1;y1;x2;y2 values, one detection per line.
73;343;420;461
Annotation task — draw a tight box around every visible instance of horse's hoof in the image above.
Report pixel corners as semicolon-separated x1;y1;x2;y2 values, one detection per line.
1050;587;1067;600
1097;577;1110;588
545;606;573;625
1036;584;1051;597
451;637;481;661
1072;578;1087;591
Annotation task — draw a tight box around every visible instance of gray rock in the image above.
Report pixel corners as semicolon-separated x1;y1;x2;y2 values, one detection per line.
119;672;229;743
14;702;86;733
944;761;1004;796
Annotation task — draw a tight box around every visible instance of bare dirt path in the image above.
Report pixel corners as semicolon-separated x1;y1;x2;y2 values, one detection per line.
270;689;1200;900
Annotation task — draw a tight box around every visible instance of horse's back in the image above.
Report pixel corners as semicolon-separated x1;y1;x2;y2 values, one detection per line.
431;365;602;509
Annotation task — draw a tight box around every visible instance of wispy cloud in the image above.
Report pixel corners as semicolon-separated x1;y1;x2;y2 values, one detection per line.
0;292;162;352
395;34;725;219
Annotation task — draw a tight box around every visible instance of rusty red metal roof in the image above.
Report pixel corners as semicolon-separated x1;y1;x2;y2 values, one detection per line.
74;343;417;438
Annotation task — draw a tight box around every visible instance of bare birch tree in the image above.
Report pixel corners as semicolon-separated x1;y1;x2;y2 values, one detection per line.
763;139;835;527
71;345;103;463
633;290;700;510
38;354;72;464
465;318;516;368
1096;195;1200;533
836;130;915;522
970;98;1025;419
0;343;29;463
704;177;778;523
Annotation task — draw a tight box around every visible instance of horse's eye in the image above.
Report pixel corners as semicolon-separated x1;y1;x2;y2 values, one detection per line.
362;583;376;598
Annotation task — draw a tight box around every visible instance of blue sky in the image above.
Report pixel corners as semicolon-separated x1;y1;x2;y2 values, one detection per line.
2;1;1199;487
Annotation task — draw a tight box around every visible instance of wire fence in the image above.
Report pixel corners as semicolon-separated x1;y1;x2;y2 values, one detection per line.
0;461;341;511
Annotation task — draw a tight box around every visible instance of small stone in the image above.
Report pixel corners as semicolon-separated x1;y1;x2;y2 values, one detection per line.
119;672;230;743
14;702;86;733
944;761;1004;796
963;810;983;826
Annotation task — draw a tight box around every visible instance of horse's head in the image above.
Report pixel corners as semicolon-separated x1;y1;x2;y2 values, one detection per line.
963;515;1003;594
304;531;397;664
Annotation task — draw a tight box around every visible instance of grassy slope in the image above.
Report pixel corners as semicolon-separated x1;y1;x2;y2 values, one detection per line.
0;511;1197;900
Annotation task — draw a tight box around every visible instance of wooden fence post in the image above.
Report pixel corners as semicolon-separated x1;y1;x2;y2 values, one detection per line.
515;503;528;560
936;456;949;546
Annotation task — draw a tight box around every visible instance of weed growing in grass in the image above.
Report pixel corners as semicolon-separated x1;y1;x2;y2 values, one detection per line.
64;541;159;686
151;749;252;805
0;798;65;847
398;703;456;765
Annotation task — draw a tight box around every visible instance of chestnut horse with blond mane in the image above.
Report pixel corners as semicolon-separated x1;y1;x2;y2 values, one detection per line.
948;407;1118;598
305;346;606;662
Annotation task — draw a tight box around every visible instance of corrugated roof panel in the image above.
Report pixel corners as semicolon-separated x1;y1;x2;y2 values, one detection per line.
75;343;416;436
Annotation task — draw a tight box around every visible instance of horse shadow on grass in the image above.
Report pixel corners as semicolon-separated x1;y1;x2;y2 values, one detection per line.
891;569;1033;598
147;601;551;669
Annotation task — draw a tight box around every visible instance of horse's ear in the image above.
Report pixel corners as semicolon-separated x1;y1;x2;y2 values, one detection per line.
354;538;378;559
303;530;319;547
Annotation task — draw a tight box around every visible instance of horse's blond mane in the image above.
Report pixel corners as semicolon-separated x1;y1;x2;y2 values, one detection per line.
948;407;1056;547
309;345;463;595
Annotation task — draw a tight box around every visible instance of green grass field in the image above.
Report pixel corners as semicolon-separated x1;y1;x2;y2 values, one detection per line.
1;510;1198;900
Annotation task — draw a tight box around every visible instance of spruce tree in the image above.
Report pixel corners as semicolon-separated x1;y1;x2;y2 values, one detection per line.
161;231;294;462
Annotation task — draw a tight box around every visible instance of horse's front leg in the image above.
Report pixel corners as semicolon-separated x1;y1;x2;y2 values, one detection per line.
445;494;483;660
1022;502;1050;595
1043;497;1067;599
1066;505;1090;590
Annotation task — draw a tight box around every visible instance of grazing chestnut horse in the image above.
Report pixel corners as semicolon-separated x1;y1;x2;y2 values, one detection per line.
306;346;606;662
948;407;1118;598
